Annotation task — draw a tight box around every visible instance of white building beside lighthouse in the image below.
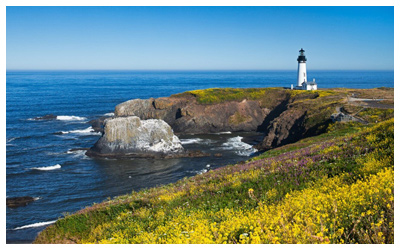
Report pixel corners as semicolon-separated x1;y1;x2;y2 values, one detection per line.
292;48;317;90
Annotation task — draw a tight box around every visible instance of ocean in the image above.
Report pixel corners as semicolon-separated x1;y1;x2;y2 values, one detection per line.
6;70;394;243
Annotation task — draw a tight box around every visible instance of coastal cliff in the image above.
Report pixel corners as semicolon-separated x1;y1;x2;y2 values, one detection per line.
110;88;343;151
114;95;269;134
97;87;392;153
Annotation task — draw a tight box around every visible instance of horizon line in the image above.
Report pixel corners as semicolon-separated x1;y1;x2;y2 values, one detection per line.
6;69;394;72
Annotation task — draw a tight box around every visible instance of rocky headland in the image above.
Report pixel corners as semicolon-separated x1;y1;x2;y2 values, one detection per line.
87;87;394;157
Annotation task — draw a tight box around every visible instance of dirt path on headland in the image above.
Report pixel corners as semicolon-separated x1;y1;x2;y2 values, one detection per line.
348;97;394;109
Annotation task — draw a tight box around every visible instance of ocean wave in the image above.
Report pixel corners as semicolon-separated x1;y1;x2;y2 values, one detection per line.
221;136;258;156
197;169;208;174
7;137;17;143
214;131;232;135
180;138;214;145
103;112;114;116
67;149;88;159
189;164;211;175
189;168;208;175
60;127;101;135
31;164;61;171
13;220;57;230
56;115;86;121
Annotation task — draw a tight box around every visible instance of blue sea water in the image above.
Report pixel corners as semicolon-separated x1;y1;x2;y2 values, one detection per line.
6;70;394;243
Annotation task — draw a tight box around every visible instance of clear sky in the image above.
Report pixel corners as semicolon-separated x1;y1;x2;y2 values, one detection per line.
6;6;394;70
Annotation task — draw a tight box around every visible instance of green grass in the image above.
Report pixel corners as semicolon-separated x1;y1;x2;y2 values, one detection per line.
172;87;287;107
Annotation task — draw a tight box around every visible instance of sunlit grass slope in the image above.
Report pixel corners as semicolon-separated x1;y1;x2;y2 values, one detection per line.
35;114;394;244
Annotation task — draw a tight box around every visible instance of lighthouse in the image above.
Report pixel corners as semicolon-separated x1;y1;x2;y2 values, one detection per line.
294;48;317;90
297;48;307;87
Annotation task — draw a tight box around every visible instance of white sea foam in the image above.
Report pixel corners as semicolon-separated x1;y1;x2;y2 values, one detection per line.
61;127;101;135
7;137;17;143
67;149;88;159
31;164;61;171
57;115;86;121
189;168;208;175
197;169;208;174
13;220;57;230
104;112;114;116
180;138;214;145
215;131;232;135
221;136;258;156
180;138;203;145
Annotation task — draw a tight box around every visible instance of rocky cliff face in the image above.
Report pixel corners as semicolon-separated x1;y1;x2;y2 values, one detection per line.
86;116;185;158
91;88;345;153
255;109;307;150
115;96;270;134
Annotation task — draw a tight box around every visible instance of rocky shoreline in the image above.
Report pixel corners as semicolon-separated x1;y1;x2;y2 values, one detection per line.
85;87;394;158
87;88;340;157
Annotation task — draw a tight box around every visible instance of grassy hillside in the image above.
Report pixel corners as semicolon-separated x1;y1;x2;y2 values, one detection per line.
35;114;394;243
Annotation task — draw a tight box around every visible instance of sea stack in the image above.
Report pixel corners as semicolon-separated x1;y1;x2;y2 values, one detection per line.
86;116;185;158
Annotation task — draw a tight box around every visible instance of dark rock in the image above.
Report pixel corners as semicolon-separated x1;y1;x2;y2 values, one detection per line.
88;117;108;133
7;196;36;208
32;114;57;120
255;110;307;151
184;150;211;158
214;153;223;157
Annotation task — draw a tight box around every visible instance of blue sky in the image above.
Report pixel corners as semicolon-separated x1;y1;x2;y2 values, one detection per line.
6;6;394;70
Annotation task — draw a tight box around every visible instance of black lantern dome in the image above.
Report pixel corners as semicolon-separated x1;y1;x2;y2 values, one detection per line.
297;48;307;62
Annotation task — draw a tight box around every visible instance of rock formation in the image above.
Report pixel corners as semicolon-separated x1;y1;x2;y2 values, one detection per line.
32;114;57;120
90;88;346;153
255;109;307;150
7;196;36;208
115;97;269;134
86;116;207;158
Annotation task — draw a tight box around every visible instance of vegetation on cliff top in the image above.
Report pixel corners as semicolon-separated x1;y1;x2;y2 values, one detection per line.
172;87;393;105
171;87;338;108
171;87;393;138
172;87;273;105
35;106;394;243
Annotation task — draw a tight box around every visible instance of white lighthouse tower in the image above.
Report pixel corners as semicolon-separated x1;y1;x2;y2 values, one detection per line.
293;48;317;90
297;48;307;87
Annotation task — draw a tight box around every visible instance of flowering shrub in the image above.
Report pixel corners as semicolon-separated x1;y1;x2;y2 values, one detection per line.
35;119;394;244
